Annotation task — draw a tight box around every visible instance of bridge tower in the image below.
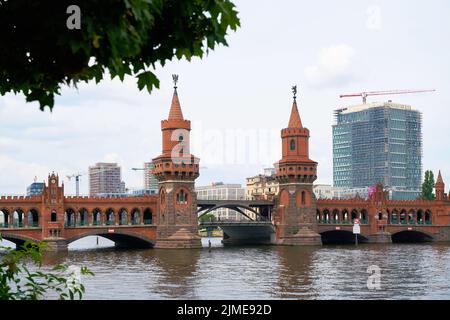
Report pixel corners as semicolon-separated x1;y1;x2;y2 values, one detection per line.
435;170;445;201
272;86;322;245
152;75;202;248
41;173;68;250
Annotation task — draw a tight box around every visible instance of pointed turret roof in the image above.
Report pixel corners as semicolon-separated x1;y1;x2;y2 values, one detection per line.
168;88;184;120
288;100;303;128
436;170;444;185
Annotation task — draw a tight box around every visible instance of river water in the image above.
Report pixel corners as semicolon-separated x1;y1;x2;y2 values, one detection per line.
3;237;450;299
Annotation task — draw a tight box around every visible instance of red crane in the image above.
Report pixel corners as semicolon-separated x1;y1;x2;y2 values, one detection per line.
340;89;436;104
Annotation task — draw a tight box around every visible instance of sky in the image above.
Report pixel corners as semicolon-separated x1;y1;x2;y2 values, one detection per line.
1;0;450;195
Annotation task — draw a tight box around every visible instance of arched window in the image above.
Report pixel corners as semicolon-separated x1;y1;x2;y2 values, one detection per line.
301;191;306;205
51;211;57;222
177;189;188;204
290;139;296;150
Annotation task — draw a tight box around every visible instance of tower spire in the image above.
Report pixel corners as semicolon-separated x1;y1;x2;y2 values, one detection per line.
436;170;444;185
168;74;184;120
288;85;303;128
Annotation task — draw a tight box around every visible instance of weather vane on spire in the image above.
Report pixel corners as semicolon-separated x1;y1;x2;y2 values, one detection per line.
292;84;297;101
172;74;179;90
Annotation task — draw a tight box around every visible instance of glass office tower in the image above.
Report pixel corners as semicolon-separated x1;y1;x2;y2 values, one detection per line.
333;102;422;200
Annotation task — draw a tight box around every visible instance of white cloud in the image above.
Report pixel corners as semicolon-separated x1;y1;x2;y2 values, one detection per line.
304;44;356;87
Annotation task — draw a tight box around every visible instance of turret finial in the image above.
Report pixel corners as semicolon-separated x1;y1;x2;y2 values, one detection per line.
172;74;179;90
292;84;297;102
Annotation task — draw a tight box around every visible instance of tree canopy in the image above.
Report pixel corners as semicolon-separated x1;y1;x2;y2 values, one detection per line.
421;170;435;200
0;0;240;110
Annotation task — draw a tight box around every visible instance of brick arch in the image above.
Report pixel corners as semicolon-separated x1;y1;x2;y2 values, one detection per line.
0;232;39;246
319;229;369;244
66;230;155;248
391;229;434;243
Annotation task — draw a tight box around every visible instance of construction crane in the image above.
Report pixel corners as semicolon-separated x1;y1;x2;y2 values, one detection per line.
339;89;436;104
66;173;84;196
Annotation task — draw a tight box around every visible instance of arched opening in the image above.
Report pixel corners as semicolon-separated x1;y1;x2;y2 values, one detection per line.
351;209;358;223
92;208;102;225
118;208;128;225
316;209;321;222
387;209;391;224
27;209;39;227
322;209;330;223
0;208;10;228
391;231;433;243
400;209;407;225
417;210;423;225
131;208;140;225
105;208;115;225
176;189;188;205
342;209;349;224
301;191;306;205
51;211;57;222
78;208;88;226
67;232;154;249
360;209;367;224
65;208;76;227
425;210;432;225
13;209;24;228
391;209;398;224
143;208;152;225
378;211;382;220
408;209;415;225
320;230;368;245
290;139;295;150
332;209;339;224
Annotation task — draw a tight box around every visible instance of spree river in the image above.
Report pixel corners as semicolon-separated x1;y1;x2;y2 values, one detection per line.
3;237;450;299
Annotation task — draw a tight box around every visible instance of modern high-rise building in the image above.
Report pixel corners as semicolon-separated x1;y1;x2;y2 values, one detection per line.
144;161;158;193
88;162;125;197
333;101;422;200
26;182;45;196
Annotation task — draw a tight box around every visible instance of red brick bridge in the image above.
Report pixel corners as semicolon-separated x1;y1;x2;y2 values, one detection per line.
1;83;450;250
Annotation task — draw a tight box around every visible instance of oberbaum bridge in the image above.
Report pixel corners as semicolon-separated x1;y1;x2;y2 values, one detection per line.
1;78;450;251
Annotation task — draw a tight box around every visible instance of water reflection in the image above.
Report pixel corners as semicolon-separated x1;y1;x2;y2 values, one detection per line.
4;237;450;299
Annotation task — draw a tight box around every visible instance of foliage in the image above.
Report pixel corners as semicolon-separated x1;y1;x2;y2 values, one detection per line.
421;170;435;200
0;238;94;300
199;213;217;223
0;0;240;111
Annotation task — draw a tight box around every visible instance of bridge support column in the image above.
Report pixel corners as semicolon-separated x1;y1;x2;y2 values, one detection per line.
42;239;68;252
367;232;392;244
154;226;202;249
274;225;322;246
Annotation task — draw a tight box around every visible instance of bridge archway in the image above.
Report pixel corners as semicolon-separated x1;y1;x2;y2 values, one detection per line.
78;208;88;226
65;208;76;227
0;233;38;248
131;208;141;225
118;208;128;225
143;208;153;225
320;230;368;245
391;230;433;243
67;230;154;249
0;208;10;227
92;208;102;225
27;208;40;227
105;208;115;225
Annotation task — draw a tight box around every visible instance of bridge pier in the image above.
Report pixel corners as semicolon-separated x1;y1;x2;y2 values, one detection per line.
274;225;322;246
154;227;202;249
367;232;392;244
43;239;68;252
